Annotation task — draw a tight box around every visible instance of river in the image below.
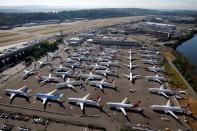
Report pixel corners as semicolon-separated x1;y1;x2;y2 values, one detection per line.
176;34;197;72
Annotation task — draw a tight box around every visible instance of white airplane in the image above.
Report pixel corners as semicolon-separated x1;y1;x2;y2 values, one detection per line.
148;85;178;99
54;70;73;80
95;68;117;77
56;78;82;90
5;86;31;100
99;60;118;67
141;59;158;65
150;100;189;120
49;64;67;72
145;74;168;84
64;47;71;53
122;71;140;82
64;62;81;70
123;62;140;70
147;66;165;73
37;74;59;83
89;63;108;70
79;72;104;81
23;64;37;79
140;50;160;55
89;78;117;91
47;51;60;59
141;54;159;59
60;58;77;64
38;57;50;68
107;97;142;116
68;94;101;111
35;90;63;105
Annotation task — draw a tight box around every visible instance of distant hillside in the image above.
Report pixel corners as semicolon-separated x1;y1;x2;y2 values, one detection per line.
0;8;196;27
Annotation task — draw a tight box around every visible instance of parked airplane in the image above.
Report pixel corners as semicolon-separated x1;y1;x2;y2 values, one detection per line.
34;90;63;105
89;63;108;70
38;57;50;68
60;58;77;64
54;70;73;80
150;100;189;120
145;74;168;84
89;78;117;91
64;47;71;54
107;97;143;116
68;94;101;111
56;78;82;90
122;71;140;83
64;62;81;70
49;64;67;72
141;54;159;59
140;50;160;55
148;85;183;99
95;68;117;77
123;62;140;70
47;51;60;59
79;72;104;81
37;74;59;83
23;64;37;79
5;86;31;100
99;60;118;67
141;59;158;65
147;66;165;73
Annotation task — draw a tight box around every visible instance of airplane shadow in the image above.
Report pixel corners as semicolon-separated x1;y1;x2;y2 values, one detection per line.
69;102;105;116
5;93;31;104
36;98;65;110
153;110;184;125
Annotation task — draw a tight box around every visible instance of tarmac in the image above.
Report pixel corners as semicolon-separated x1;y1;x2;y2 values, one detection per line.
0;43;191;131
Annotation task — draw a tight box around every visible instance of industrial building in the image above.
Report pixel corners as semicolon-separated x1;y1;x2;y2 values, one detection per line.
92;36;141;46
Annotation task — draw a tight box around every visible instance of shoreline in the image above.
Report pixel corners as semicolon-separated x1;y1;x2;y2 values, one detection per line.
167;31;197;93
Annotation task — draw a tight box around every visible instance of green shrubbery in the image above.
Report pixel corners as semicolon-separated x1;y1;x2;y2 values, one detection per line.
0;41;58;69
173;54;197;92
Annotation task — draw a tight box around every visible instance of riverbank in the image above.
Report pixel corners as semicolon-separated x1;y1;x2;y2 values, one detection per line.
164;29;197;93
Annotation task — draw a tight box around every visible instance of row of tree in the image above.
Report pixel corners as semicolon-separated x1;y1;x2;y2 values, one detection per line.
0;41;58;70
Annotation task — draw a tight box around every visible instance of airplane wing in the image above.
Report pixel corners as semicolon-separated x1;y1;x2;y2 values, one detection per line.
160;85;164;89
120;107;127;116
82;94;90;100
152;69;157;74
159;92;169;98
49;74;52;78
156;79;162;84
167;110;179;120
42;98;48;105
47;90;56;95
122;74;129;78
101;78;106;83
18;86;27;91
121;97;127;104
67;84;75;89
23;70;28;73
98;84;103;90
79;103;84;110
41;79;49;83
10;93;16;100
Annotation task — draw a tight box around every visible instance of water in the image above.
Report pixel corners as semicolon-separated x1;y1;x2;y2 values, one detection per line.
176;34;197;72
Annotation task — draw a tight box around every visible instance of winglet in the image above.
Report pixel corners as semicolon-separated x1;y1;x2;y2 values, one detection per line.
133;101;141;107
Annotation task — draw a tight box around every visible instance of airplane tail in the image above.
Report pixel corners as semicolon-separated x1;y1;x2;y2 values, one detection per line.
54;92;63;99
95;96;101;103
133;101;141;107
36;74;42;81
181;103;191;110
22;86;30;93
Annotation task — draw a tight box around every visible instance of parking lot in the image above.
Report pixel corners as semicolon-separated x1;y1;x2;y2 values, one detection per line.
0;43;191;131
